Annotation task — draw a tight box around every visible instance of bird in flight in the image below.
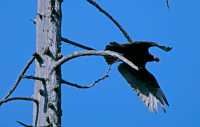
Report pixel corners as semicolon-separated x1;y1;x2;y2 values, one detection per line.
105;41;172;112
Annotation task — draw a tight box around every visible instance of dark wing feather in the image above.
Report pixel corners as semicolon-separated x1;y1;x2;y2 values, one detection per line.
104;42;131;64
104;42;121;64
104;42;161;67
134;41;172;52
118;63;169;112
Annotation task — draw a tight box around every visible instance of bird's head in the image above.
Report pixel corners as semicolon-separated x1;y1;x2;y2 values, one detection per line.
147;53;160;63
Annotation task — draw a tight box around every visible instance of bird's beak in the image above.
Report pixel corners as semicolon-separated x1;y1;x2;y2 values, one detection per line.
153;56;160;62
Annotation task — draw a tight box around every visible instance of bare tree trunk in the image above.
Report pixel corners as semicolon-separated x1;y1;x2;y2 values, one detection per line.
33;0;62;126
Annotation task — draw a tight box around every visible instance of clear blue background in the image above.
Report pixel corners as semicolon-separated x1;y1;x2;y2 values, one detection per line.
0;0;199;127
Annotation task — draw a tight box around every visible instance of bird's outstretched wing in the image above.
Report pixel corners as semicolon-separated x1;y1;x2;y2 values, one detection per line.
118;63;169;112
134;41;172;52
104;41;172;67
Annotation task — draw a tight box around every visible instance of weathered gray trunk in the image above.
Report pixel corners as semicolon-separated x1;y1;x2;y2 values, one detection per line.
33;0;62;126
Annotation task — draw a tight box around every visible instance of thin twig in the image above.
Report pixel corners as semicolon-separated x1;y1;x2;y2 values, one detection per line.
61;37;95;50
87;0;133;43
0;97;39;127
62;65;111;89
17;121;51;127
16;121;32;127
23;75;46;83
166;0;170;9
52;50;138;73
3;56;35;99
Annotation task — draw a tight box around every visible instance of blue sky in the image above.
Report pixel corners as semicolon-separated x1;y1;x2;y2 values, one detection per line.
0;0;200;127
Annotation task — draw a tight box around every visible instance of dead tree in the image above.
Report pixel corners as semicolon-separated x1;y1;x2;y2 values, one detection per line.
0;0;171;127
33;0;63;126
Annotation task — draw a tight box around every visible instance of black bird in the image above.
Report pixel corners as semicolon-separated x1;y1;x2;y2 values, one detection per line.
105;41;171;68
105;41;172;112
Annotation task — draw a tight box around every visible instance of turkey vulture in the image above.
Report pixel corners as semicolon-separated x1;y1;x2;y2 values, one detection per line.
105;41;172;112
105;41;171;68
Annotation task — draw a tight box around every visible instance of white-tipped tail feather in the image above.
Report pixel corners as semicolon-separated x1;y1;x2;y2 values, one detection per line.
118;63;169;112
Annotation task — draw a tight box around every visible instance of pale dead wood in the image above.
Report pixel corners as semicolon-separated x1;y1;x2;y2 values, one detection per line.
52;50;138;73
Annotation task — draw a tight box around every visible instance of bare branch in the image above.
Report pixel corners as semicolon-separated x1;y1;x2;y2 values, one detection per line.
61;37;95;50
23;75;46;83
166;0;170;9
52;50;138;73
0;97;39;127
3;56;35;99
87;0;133;43
17;121;51;127
33;53;43;65
23;75;48;113
17;121;32;127
61;65;111;89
